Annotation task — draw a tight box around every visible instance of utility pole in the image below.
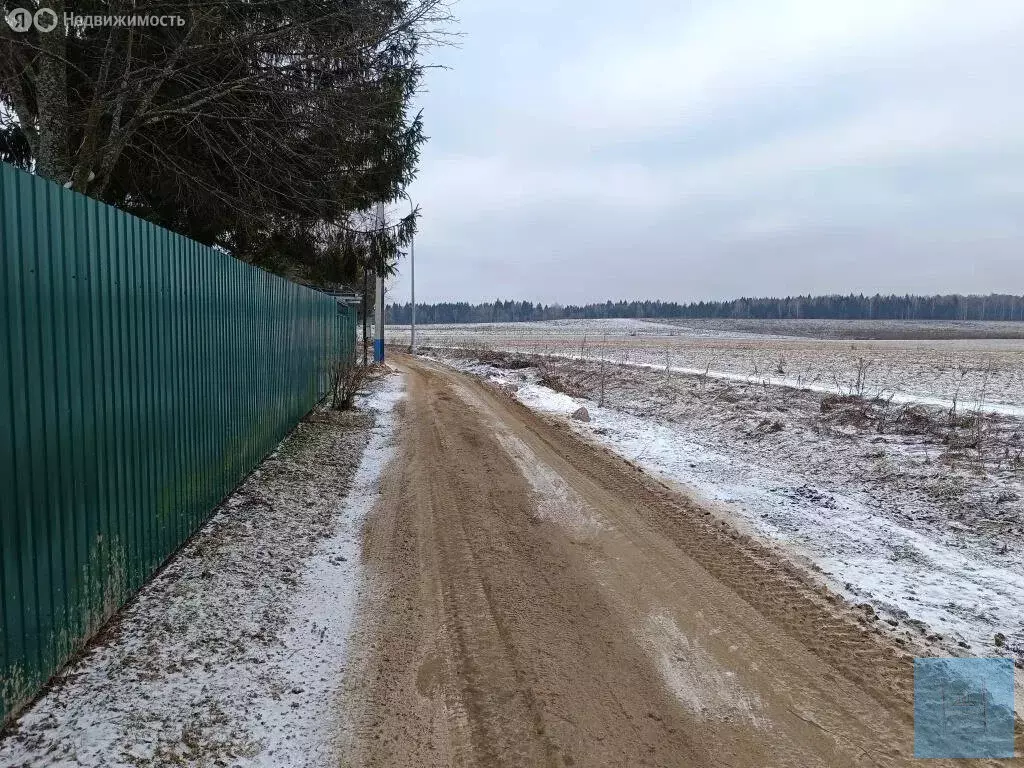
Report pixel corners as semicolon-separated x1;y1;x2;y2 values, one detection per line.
374;201;385;363
375;272;385;363
402;192;417;354
362;270;369;366
410;206;416;354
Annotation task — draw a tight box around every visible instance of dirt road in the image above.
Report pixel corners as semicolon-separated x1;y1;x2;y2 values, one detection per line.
344;356;1007;767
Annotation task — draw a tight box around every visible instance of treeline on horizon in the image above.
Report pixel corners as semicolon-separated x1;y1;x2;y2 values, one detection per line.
386;293;1024;324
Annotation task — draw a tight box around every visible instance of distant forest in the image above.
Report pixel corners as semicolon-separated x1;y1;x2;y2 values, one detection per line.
386;294;1024;324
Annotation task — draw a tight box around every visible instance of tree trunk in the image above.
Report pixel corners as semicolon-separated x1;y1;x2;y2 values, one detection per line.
35;2;71;184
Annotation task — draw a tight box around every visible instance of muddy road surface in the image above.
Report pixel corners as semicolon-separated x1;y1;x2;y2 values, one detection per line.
345;356;1007;767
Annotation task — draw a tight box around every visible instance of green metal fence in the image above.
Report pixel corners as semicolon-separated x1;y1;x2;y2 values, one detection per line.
0;162;357;724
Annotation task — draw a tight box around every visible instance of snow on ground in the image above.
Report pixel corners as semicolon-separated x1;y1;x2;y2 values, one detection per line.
431;343;1024;418
0;373;404;768
430;353;1024;673
459;347;1024;418
652;318;1024;341
566;356;1024;418
388;319;1024;412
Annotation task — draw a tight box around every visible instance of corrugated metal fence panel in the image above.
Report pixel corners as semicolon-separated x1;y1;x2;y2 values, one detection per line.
0;162;356;723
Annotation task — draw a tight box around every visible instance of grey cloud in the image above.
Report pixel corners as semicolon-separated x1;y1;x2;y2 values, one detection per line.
389;1;1024;305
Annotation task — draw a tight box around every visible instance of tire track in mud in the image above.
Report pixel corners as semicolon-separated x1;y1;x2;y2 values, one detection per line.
344;358;1016;768
350;365;705;767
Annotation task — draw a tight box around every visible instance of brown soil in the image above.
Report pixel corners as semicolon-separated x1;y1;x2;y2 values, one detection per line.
345;355;1017;767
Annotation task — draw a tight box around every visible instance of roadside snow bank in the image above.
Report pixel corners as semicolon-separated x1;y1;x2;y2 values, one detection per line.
0;373;404;768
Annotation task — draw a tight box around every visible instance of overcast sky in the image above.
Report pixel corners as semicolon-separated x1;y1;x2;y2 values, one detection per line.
390;0;1024;305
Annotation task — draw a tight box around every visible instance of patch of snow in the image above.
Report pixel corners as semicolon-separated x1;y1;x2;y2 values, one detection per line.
640;613;764;727
515;381;584;414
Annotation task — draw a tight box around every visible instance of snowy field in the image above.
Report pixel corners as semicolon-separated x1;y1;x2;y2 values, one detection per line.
0;375;405;768
388;318;1024;414
404;320;1024;674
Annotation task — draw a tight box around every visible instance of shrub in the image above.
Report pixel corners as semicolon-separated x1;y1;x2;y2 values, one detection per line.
330;358;368;410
